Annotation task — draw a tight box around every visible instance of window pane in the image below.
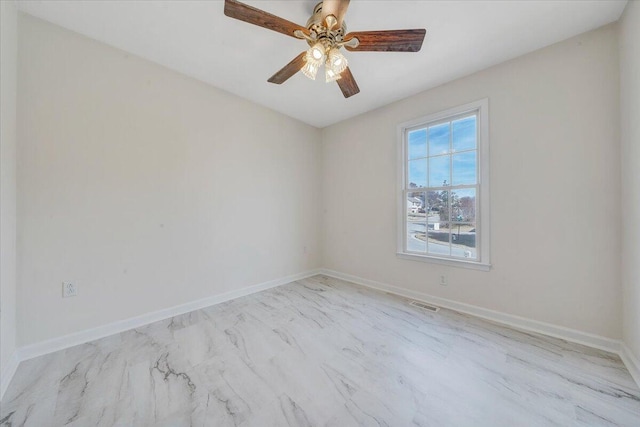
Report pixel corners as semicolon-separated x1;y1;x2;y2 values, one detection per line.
452;151;477;186
408;159;427;188
452;116;476;152
427;192;451;256
407;192;426;221
451;222;477;259
427;190;449;222
451;188;476;222
407;192;426;253
408;129;427;160
429;155;450;187
428;222;451;257
428;123;450;155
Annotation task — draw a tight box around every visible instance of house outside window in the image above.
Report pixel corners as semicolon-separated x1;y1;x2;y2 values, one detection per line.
397;99;490;270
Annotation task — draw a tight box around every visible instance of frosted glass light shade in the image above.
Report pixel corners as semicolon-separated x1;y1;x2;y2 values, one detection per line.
325;67;341;82
302;42;326;81
327;48;348;75
302;60;320;80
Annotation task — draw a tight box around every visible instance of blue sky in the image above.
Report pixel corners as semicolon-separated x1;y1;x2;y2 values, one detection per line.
408;116;477;188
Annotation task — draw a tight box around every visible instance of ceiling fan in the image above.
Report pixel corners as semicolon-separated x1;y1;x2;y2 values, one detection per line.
223;0;426;98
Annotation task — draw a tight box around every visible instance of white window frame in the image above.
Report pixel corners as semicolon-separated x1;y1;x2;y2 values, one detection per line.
396;99;490;271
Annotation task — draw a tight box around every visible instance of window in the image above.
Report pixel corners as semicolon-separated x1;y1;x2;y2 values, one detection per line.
397;99;490;270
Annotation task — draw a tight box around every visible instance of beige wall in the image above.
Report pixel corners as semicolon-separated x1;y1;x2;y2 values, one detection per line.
620;1;640;359
322;24;622;339
17;14;322;346
1;0;19;384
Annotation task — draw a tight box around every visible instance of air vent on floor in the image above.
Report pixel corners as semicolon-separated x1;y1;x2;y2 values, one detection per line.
409;300;440;312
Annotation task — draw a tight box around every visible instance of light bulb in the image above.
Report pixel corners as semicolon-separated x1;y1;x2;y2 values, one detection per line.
311;45;324;60
308;42;326;62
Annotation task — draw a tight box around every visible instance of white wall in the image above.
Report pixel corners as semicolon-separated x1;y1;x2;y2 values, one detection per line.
322;24;621;339
17;14;321;346
1;0;19;389
620;1;640;360
12;8;631;355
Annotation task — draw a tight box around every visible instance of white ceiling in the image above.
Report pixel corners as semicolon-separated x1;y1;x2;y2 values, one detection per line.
17;0;627;128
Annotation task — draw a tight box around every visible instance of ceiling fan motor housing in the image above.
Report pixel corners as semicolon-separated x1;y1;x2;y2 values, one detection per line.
305;2;347;50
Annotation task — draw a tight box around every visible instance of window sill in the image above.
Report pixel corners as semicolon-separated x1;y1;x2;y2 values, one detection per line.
396;252;491;271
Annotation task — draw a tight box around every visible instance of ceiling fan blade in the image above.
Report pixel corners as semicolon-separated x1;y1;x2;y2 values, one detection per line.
344;29;426;52
268;52;306;84
337;67;360;98
224;0;307;39
322;0;350;28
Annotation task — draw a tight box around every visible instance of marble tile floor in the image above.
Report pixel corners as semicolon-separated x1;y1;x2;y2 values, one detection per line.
1;275;639;426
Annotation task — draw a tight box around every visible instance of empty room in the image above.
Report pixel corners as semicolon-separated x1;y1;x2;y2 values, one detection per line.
1;0;639;425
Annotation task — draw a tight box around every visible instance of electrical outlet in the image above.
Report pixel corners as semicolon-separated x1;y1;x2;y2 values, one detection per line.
62;282;78;298
440;275;447;286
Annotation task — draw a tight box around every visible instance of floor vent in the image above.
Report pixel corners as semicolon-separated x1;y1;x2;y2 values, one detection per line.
409;301;440;312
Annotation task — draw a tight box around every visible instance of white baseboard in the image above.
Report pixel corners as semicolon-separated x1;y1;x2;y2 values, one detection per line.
319;269;622;355
0;351;20;401
620;343;640;388
1;268;321;401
